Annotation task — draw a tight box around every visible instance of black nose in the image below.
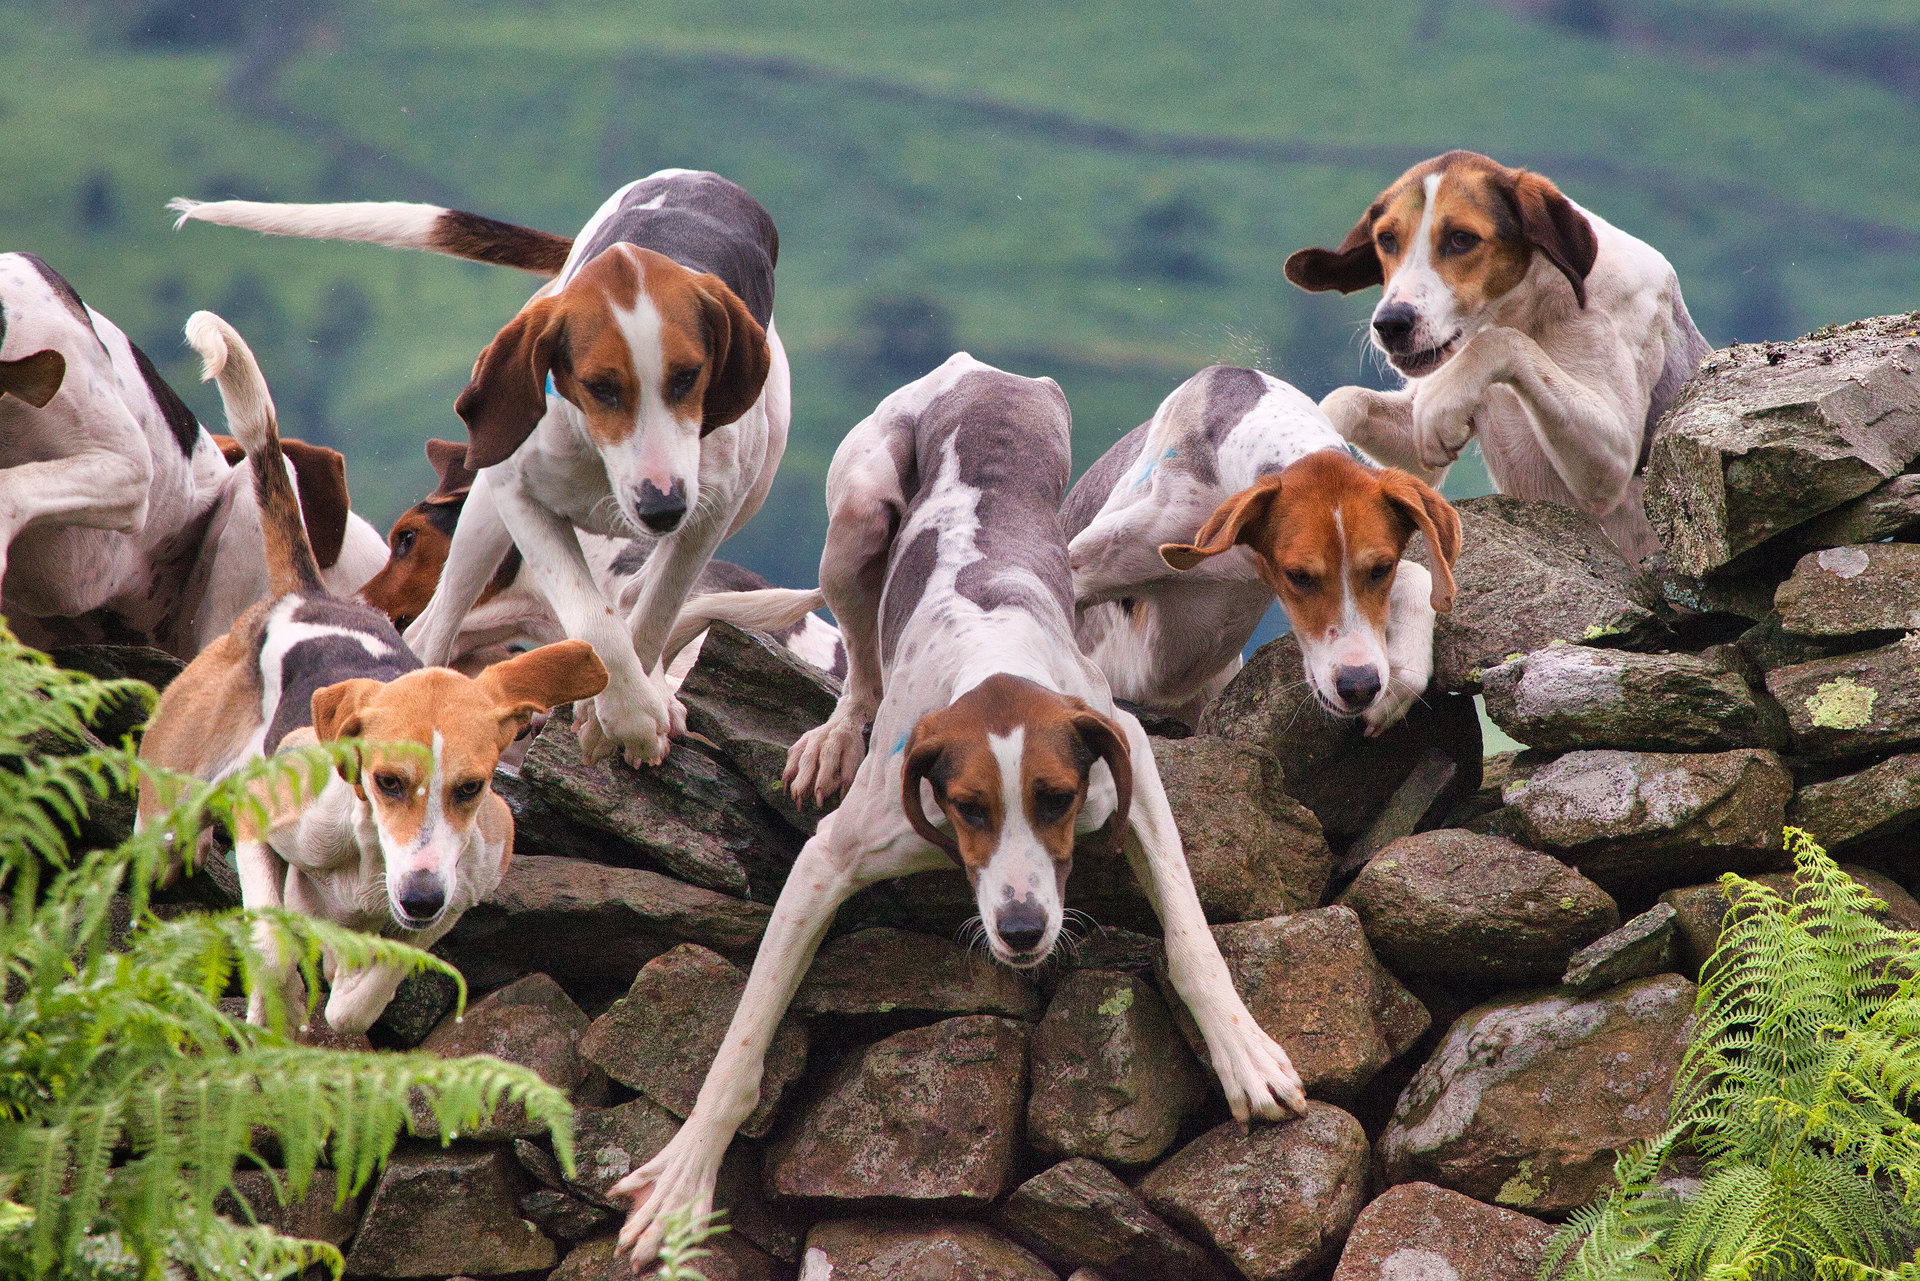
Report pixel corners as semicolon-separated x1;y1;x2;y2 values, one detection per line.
396;875;445;925
1372;302;1417;346
635;479;687;534
995;900;1049;956
1334;665;1383;710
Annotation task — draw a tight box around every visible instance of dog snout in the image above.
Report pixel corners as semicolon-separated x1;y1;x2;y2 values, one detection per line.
1372;302;1418;349
993;898;1050;958
1334;664;1383;711
635;479;688;534
395;874;446;926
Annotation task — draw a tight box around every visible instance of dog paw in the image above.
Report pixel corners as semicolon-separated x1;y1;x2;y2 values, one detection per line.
610;1130;724;1269
784;715;867;808
1361;682;1420;737
1319;385;1379;440
575;691;672;768
1210;1021;1308;1122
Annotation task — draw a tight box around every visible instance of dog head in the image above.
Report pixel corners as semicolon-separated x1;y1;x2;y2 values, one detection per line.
1284;150;1597;378
901;674;1131;968
454;244;771;536
358;439;494;633
310;639;608;931
1160;451;1460;719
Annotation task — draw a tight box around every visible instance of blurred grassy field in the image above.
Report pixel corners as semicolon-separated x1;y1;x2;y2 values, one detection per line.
7;0;1919;584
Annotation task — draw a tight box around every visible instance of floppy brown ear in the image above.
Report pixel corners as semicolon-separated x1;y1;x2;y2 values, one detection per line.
425;438;476;497
312;677;382;783
476;639;610;742
210;432;246;465
1159;473;1285;571
0;349;66;408
1283;205;1385;295
457;296;566;469
694;276;770;436
278;438;351;570
1379;468;1462;613
902;715;963;865
1507;171;1598;309
1069;705;1132;858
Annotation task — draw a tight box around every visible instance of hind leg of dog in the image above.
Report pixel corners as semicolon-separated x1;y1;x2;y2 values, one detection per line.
0;448;151;597
1364;562;1438;736
1113;711;1306;1120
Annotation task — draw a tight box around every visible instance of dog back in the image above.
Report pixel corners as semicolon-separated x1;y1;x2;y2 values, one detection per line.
567;171;778;326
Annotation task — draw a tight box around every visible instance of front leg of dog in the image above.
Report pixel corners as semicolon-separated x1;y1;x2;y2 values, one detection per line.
324;914;459;1035
619;506;733;744
1364;562;1437;737
1468;344;1641;517
1117;716;1306;1120
1319;387;1447;485
235;838;304;1029
406;472;519;667
614;840;863;1265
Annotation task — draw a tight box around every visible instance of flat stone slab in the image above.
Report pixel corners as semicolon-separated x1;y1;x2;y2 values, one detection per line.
1140;1103;1370;1281
1788;751;1920;850
1504;747;1792;893
998;1158;1218;1281
411;972;596;1141
792;926;1043;1025
1378;974;1696;1216
564;1096;681;1207
345;1145;557;1277
554;1230;789;1281
1405;494;1669;692
1330;1180;1555;1281
801;1219;1055;1280
1027;970;1205;1167
765;1015;1031;1212
1339;830;1619;986
1767;633;1920;760
1775;543;1920;635
1156;907;1428;1105
1660;863;1920;977
1646;313;1920;575
580;943;807;1139
214;1169;359;1247
1561;903;1678;995
1149;736;1332;919
1481;644;1782;753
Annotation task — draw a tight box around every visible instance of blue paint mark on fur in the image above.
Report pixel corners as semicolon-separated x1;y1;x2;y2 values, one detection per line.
546;372;558;398
1130;446;1178;492
891;730;910;757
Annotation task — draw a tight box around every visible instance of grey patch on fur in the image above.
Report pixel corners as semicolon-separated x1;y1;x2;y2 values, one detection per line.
1062;419;1150;539
574;171;778;326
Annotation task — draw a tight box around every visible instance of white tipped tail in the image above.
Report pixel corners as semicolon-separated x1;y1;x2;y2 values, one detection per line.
184;310;275;455
169;196;445;250
663;587;828;667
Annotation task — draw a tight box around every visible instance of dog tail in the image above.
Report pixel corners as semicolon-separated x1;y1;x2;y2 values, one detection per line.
185;311;325;598
663;587;828;667
167;197;573;277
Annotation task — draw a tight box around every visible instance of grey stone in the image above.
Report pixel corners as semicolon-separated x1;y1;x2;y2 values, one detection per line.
1330;1181;1554;1281
1378;974;1696;1216
764;1016;1030;1211
372;969;461;1049
517;1188;614;1242
1148;736;1333;919
792;926;1044;1025
411;973;595;1141
1734;611;1900;674
1339;747;1459;878
678;621;843;834
800;1220;1054;1280
1140;1103;1371;1281
1789;752;1920;850
521;706;803;899
1561;904;1679;994
1199;633;1483;847
1660;863;1920;977
1646;314;1920;575
214;1169;359;1246
1481;644;1783;752
1339;830;1620;986
554;1230;791;1281
579;944;807;1139
1027;970;1205;1167
344;1145;557;1277
437;854;771;998
1767;633;1920;760
565;1096;681;1207
1504;747;1792;894
1772;470;1920;551
1405;494;1669;691
1156;907;1428;1104
1776;544;1920;636
998;1158;1218;1281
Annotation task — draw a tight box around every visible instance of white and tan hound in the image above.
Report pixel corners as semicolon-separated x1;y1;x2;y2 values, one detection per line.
1066;364;1459;733
1286;149;1710;564
0;253;384;658
139;313;606;1035
172;168;789;765
609;353;1305;1266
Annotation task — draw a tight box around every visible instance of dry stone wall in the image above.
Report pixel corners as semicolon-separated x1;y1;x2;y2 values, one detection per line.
172;317;1920;1279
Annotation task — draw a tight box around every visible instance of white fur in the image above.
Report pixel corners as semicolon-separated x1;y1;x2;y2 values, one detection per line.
170;197;447;255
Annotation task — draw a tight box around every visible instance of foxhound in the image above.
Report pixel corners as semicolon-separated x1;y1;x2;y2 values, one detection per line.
172;168;789;765
1066;364;1460;733
139;313;607;1034
1286;149;1711;564
0;253;384;658
358;439;842;679
609;354;1305;1266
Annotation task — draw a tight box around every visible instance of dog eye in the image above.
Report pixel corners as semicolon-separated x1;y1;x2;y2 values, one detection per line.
1376;231;1398;255
1034;788;1076;824
1369;561;1393;582
453;779;485;802
953;799;990;829
584;380;621;408
1285;569;1316;592
1446;230;1481;254
373;773;407;800
393;529;415;556
668;368;700;399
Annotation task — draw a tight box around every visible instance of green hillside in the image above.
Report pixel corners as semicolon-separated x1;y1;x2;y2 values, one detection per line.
8;0;1920;585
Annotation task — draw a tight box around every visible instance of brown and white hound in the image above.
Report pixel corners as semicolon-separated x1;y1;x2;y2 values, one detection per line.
609;353;1305;1266
173;168;788;765
1286;149;1710;564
